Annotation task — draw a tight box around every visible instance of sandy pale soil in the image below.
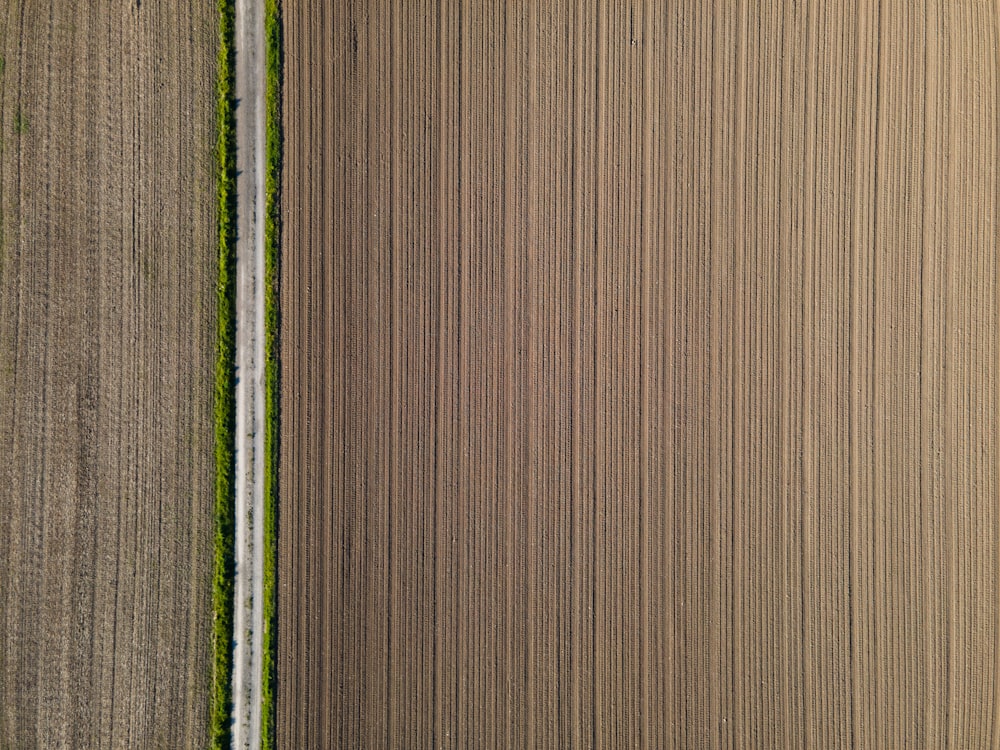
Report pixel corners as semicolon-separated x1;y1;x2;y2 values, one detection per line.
0;1;218;747
279;2;999;747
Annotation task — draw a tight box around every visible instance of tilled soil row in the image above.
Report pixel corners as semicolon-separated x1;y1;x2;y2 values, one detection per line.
279;2;1000;747
0;1;217;746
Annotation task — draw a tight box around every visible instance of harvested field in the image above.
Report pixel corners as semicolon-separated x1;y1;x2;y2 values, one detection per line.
279;1;1000;747
0;1;218;747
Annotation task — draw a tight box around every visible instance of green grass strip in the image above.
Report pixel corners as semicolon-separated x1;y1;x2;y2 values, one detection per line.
212;0;237;746
261;0;283;747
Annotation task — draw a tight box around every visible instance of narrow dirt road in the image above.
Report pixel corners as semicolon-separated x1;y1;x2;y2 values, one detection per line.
232;0;266;746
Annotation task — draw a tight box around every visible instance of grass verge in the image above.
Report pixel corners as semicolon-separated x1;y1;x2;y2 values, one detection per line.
212;0;237;747
261;0;283;747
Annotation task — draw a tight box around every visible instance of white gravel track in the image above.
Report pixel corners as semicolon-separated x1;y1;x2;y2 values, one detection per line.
232;0;266;745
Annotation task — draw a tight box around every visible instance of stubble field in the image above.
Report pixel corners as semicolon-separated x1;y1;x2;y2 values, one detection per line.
278;0;1000;748
0;1;218;747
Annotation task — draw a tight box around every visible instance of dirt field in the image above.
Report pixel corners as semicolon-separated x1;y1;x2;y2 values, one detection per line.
279;1;999;747
0;1;218;747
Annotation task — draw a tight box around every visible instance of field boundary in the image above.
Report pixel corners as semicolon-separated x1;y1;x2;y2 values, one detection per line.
261;0;282;747
212;0;237;747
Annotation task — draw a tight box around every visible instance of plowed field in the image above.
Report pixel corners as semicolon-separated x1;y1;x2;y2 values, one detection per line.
279;2;1000;747
0;1;218;746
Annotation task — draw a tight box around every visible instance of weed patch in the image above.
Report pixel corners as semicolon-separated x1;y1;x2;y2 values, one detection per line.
211;0;237;747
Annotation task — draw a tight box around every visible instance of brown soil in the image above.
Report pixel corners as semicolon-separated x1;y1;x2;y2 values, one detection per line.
279;2;1000;747
0;1;218;747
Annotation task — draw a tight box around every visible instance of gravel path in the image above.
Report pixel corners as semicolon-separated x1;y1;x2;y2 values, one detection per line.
232;0;266;745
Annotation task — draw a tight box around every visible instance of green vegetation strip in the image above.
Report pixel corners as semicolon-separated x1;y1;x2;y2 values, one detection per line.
261;0;282;747
212;0;237;747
